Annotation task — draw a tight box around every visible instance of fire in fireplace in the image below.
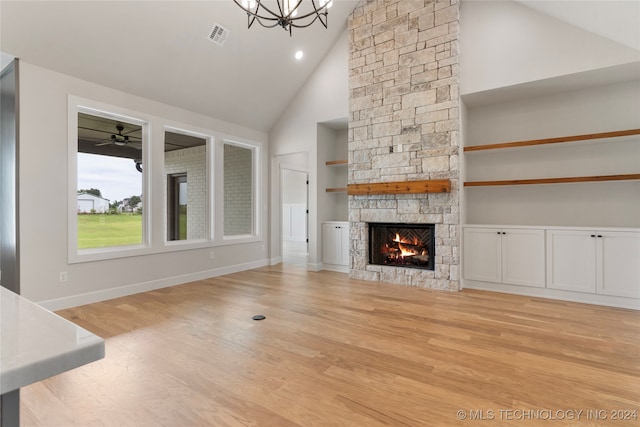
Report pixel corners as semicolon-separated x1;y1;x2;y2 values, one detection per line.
369;223;435;270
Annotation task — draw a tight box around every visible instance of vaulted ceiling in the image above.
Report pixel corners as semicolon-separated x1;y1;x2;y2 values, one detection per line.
514;0;640;51
0;0;359;132
1;1;638;133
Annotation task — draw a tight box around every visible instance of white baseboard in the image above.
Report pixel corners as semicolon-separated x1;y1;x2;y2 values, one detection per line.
321;264;349;273
270;256;282;265
463;279;640;310
38;258;270;311
307;262;323;272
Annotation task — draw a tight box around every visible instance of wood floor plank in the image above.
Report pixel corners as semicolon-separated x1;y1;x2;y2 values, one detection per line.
20;265;640;426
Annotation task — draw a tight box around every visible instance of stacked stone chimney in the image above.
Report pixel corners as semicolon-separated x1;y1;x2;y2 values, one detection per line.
347;0;461;290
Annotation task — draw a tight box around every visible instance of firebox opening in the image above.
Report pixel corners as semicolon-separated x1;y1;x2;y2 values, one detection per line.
368;223;435;270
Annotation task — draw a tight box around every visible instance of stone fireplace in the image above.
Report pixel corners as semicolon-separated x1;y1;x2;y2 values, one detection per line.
347;0;461;290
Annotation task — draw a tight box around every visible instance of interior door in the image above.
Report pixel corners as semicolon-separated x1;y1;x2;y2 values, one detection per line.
281;168;308;248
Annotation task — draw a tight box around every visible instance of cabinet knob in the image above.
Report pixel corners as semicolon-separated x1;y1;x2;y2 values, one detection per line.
591;235;596;238
597;235;603;238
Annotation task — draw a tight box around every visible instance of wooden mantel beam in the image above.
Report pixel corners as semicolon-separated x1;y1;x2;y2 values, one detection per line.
347;180;451;195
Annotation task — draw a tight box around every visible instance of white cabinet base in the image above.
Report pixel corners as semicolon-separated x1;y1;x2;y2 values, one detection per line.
463;227;545;288
546;230;596;293
463;279;640;311
322;221;349;273
599;231;640;298
547;229;640;298
463;225;640;310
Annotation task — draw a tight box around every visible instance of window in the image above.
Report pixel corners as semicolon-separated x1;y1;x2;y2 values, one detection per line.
76;111;145;250
70;97;262;262
164;130;208;241
223;142;254;237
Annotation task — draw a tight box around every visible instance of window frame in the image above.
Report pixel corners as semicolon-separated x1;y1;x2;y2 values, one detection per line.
162;126;213;246
68;97;263;264
68;97;152;264
222;138;260;242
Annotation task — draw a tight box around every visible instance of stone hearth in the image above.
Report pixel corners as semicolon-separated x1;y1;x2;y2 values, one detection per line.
347;0;461;290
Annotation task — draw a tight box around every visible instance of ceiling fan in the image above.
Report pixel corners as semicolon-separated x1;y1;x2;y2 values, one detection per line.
95;124;138;147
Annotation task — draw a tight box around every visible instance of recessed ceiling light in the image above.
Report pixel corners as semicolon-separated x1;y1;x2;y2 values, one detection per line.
295;50;304;60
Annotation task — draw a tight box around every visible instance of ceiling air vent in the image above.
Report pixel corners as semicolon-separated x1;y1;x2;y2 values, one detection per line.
208;23;230;47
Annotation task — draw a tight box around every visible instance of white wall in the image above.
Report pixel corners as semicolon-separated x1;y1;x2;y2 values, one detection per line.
19;62;269;307
460;1;640;229
460;0;640;95
333;128;349;222
269;31;349;268
317;124;348;222
464;80;640;227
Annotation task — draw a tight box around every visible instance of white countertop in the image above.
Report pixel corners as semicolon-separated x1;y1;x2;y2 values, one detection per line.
0;287;104;394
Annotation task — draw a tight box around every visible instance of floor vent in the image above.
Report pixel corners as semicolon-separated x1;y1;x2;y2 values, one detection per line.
208;23;230;46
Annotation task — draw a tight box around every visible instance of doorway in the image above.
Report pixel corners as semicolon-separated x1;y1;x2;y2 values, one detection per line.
281;168;308;266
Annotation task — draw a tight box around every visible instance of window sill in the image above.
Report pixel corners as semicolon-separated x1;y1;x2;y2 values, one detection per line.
69;236;262;264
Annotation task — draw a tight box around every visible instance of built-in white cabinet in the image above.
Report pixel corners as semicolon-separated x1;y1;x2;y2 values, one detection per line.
545;230;595;293
464;225;640;309
547;230;640;298
463;227;545;288
322;221;349;271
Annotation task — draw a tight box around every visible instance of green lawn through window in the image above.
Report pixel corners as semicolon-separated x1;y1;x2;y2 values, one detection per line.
78;214;142;249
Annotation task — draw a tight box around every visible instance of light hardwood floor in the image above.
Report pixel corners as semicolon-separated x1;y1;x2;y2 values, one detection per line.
22;265;640;426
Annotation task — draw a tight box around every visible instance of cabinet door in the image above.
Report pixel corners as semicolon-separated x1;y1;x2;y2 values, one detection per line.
546;230;596;293
339;225;350;266
501;229;545;288
463;228;501;283
322;224;339;265
598;231;640;298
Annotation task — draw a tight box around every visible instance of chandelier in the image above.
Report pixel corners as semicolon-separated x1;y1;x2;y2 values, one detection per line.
233;0;334;36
